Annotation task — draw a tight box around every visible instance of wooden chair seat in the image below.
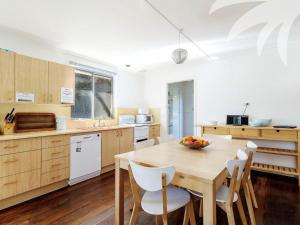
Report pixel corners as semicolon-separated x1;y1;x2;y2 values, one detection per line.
142;185;190;215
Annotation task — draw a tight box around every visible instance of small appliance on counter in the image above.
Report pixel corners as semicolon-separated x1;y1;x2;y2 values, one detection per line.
226;115;249;126
119;115;135;125
56;116;67;131
136;114;154;124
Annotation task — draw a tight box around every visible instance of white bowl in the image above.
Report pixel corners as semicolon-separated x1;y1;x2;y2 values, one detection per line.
207;121;218;126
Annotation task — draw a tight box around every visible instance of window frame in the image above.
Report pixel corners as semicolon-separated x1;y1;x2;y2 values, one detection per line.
72;69;114;120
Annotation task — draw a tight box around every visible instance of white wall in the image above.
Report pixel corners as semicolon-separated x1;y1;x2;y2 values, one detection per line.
144;44;300;136
0;26;143;109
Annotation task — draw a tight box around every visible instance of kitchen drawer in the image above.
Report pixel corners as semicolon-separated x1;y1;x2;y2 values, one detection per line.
203;127;229;135
0;150;41;178
42;135;70;148
230;128;260;138
41;167;69;186
42;145;69;161
149;125;160;139
42;157;69;174
0;138;41;156
261;129;298;141
0;169;40;200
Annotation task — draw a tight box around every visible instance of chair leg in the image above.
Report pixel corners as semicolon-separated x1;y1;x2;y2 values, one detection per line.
236;196;248;225
129;205;140;225
155;216;160;225
199;198;203;218
162;212;168;225
248;178;258;209
226;206;236;225
188;200;197;225
243;182;257;225
183;205;189;225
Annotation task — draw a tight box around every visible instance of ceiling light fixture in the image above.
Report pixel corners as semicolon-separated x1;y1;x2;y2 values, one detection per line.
144;0;212;63
171;29;188;64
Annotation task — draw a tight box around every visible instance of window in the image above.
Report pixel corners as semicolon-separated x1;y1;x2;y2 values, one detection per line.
71;70;113;119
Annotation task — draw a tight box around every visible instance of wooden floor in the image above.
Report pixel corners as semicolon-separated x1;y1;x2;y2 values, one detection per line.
0;171;299;225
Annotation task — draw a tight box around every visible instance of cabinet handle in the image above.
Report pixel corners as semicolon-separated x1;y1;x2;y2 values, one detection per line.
4;145;18;149
51;175;62;180
51;140;62;143
276;130;280;133
4;180;18;185
214;127;217;130
51;152;62;155
51;163;61;167
242;128;245;131
3;159;18;164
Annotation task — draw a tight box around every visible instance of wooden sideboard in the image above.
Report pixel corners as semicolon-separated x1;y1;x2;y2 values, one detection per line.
199;125;300;185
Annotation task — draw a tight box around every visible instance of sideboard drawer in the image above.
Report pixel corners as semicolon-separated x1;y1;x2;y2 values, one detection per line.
203;127;229;135
42;157;69;174
42;145;69;161
0;150;41;177
230;128;260;138
0;169;40;200
42;135;70;149
0;138;41;156
261;129;298;141
41;168;69;186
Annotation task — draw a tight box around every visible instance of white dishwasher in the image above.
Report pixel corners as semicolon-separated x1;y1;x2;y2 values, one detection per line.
69;133;101;185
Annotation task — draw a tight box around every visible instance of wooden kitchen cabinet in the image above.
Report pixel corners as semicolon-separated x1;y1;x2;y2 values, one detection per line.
0;50;14;103
102;130;120;167
119;128;134;154
102;128;134;168
149;125;160;140
15;54;49;104
48;62;75;104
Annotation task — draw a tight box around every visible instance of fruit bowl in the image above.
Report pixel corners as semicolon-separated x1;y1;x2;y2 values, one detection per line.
180;136;210;150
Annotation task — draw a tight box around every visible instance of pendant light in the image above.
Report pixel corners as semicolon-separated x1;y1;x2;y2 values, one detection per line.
171;29;188;64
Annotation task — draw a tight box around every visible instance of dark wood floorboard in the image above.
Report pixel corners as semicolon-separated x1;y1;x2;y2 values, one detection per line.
0;171;299;225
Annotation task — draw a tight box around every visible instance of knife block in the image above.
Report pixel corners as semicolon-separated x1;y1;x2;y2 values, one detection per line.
2;122;15;135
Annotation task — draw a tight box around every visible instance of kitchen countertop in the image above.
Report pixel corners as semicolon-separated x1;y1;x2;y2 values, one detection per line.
0;123;160;141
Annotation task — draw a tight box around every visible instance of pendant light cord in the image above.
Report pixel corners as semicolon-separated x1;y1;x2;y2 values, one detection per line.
144;0;212;60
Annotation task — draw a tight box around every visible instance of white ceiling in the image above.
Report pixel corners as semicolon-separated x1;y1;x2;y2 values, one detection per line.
0;0;299;71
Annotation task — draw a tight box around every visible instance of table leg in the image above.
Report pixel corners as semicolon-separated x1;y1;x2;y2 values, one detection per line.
115;159;125;225
203;183;216;225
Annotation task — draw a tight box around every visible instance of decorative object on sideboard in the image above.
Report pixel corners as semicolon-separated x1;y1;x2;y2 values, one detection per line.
227;115;249;126
206;121;218;126
56;116;67;131
249;119;272;127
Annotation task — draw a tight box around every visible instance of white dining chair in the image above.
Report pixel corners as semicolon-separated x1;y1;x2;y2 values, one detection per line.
202;134;233;141
128;160;196;225
243;141;258;209
156;135;176;144
134;139;155;150
189;150;248;225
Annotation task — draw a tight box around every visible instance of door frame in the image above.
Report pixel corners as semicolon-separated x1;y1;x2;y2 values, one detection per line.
166;79;197;138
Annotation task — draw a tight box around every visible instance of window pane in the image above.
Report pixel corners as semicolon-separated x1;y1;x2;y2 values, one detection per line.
71;73;93;119
94;75;113;119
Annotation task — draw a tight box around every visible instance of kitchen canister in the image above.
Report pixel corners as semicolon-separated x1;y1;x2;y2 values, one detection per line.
56;116;66;131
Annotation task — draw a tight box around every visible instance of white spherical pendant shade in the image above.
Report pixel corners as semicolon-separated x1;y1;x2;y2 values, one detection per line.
171;48;188;64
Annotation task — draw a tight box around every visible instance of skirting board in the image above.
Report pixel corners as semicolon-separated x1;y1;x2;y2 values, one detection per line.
0;180;68;210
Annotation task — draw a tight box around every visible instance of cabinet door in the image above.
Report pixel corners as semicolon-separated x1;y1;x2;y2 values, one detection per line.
0;51;14;103
15;54;49;104
119;128;134;154
48;62;75;104
102;130;120;167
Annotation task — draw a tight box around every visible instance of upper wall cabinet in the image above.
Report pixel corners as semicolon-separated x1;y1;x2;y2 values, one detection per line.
15;54;49;104
48;62;75;104
0;51;15;103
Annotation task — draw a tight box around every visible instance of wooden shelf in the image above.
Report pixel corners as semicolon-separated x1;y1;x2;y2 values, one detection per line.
252;163;298;176
257;147;298;156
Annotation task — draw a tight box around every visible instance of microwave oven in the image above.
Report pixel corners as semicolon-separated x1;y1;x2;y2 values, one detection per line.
226;115;249;126
135;114;154;124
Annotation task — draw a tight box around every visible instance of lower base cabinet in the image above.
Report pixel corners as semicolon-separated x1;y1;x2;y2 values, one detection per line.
102;128;134;168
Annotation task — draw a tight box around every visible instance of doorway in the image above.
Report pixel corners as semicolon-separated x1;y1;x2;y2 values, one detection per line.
167;80;194;139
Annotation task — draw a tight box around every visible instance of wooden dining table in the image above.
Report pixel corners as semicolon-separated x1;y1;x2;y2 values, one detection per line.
115;138;248;225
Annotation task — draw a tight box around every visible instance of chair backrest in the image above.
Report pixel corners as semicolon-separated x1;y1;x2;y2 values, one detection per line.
203;134;232;141
237;149;248;160
134;139;155;150
245;141;258;155
129;160;175;192
157;135;176;144
226;156;247;182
